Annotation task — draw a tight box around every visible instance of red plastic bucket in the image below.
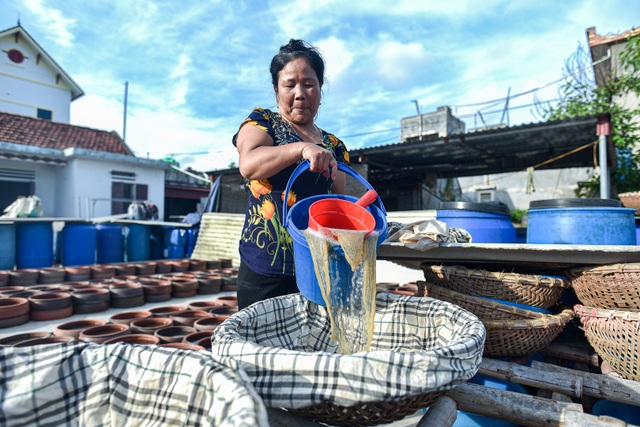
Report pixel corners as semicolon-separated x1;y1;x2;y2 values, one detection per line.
308;190;377;240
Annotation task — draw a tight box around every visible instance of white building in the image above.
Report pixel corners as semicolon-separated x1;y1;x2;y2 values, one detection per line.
0;24;167;219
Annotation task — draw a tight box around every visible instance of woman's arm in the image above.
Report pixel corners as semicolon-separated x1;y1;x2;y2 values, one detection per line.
236;124;338;180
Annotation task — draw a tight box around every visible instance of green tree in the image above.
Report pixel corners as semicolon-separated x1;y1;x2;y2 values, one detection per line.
542;34;640;196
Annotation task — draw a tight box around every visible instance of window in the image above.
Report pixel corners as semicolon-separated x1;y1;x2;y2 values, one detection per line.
111;182;148;214
37;109;52;120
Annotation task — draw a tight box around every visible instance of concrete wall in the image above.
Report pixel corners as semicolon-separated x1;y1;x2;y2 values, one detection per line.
401;106;466;140
0;35;72;123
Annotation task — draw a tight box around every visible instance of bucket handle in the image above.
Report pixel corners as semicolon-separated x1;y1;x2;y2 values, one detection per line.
282;160;386;228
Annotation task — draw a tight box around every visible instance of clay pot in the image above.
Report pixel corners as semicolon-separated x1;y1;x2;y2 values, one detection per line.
103;333;160;345
30;305;73;321
28;292;72;311
215;295;238;307
154;325;196;343
170;310;212;327
220;259;233;269
13;336;75;347
160;342;205;351
53;319;107;341
188;259;206;272
169;259;189;272
38;267;66;284
0;270;8;286
195;274;222;294
197;336;212;350
140;279;172;303
193;316;226;333
376;282;399;292
205;259;222;269
65;266;91;281
30;284;71;293
135;262;156;276
0;297;30;319
79;324;130;344
220;276;237;292
114;263;137;276
72;288;111;314
0;286;26;297
171;277;198;298
182;330;211;345
130;317;173;335
208;306;238;320
109;310;152;325
90;265;115;281
187;300;224;312
155;261;173;274
0;331;51;346
149;305;187;318
8;269;39;286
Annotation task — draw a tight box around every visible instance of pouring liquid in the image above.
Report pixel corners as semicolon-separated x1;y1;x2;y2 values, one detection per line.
303;227;378;354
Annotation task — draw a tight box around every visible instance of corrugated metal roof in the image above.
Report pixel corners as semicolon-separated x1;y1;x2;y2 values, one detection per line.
351;115;601;180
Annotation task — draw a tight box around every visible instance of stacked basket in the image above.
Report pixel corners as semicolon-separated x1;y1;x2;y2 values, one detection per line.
419;264;573;358
567;263;640;381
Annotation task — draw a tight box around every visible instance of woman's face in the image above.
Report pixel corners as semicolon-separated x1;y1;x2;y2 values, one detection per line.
275;57;321;126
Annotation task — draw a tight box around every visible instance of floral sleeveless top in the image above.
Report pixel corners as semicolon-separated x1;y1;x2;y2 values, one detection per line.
232;108;350;277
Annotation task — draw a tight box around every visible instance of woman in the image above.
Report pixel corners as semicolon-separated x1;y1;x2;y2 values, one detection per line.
232;39;350;309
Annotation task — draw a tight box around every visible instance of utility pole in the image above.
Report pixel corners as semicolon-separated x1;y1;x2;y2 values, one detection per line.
412;100;422;140
123;81;129;142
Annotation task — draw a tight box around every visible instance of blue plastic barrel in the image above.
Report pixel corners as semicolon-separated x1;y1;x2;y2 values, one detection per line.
96;223;123;264
283;162;388;306
125;224;150;262
61;222;97;266
0;223;16;270
527;199;636;245
167;244;186;259
166;228;188;246
16;221;53;269
436;201;516;244
149;227;164;260
186;227;198;257
454;374;529;426
592;400;640;424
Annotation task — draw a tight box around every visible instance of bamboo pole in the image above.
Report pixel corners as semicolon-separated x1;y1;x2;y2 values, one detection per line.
417;395;457;427
477;358;640;406
539;341;600;366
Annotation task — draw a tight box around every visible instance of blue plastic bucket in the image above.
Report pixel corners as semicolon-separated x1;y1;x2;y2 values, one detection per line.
436;202;516;243
16;221;53;269
592;399;640;424
0;222;16;270
454;374;529;427
61;222;97;266
96;223;123;264
125;224;150;262
527;199;636;245
283;161;387;306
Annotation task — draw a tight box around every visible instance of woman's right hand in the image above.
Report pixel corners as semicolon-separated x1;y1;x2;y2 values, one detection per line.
301;143;338;180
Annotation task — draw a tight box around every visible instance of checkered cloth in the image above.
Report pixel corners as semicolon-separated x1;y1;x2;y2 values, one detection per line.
211;292;486;409
0;342;269;427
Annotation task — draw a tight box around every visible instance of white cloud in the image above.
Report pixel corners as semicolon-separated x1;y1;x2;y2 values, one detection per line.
23;0;75;47
375;41;430;85
170;52;192;79
315;37;353;84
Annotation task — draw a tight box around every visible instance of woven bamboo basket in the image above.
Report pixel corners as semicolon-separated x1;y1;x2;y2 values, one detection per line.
290;392;445;426
417;281;574;357
618;191;640;213
421;264;569;309
574;304;640;381
566;263;640;311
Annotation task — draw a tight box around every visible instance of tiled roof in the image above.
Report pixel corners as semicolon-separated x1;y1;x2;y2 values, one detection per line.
0;112;133;155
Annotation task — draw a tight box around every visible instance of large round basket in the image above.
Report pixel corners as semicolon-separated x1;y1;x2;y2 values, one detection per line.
210;293;486;426
618;191;640;213
574;304;640;381
421;264;568;309
566;263;640;311
417;281;574;357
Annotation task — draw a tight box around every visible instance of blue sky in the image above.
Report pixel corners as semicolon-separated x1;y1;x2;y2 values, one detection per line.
2;0;638;171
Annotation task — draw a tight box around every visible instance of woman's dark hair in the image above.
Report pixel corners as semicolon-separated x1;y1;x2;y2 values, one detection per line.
270;39;325;88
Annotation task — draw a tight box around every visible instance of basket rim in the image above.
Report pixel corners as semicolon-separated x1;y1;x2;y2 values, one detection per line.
567;262;640;277
574;304;640;320
422;264;569;288
483;308;574;329
617;191;640;198
417;281;553;319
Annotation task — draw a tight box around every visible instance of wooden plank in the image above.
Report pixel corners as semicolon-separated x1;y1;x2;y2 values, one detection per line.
539;340;600;367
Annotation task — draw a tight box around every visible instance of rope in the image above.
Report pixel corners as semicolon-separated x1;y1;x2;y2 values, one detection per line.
528;139;600;171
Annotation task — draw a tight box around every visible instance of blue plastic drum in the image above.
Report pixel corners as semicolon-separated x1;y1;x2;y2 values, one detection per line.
61;222;97;266
527;199;636;245
436;201;517;244
16;221;53;269
96;223;123;264
125;224;150;262
0;222;16;270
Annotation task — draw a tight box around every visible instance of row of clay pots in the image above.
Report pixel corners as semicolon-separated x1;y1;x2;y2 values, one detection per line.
0;258;234;287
